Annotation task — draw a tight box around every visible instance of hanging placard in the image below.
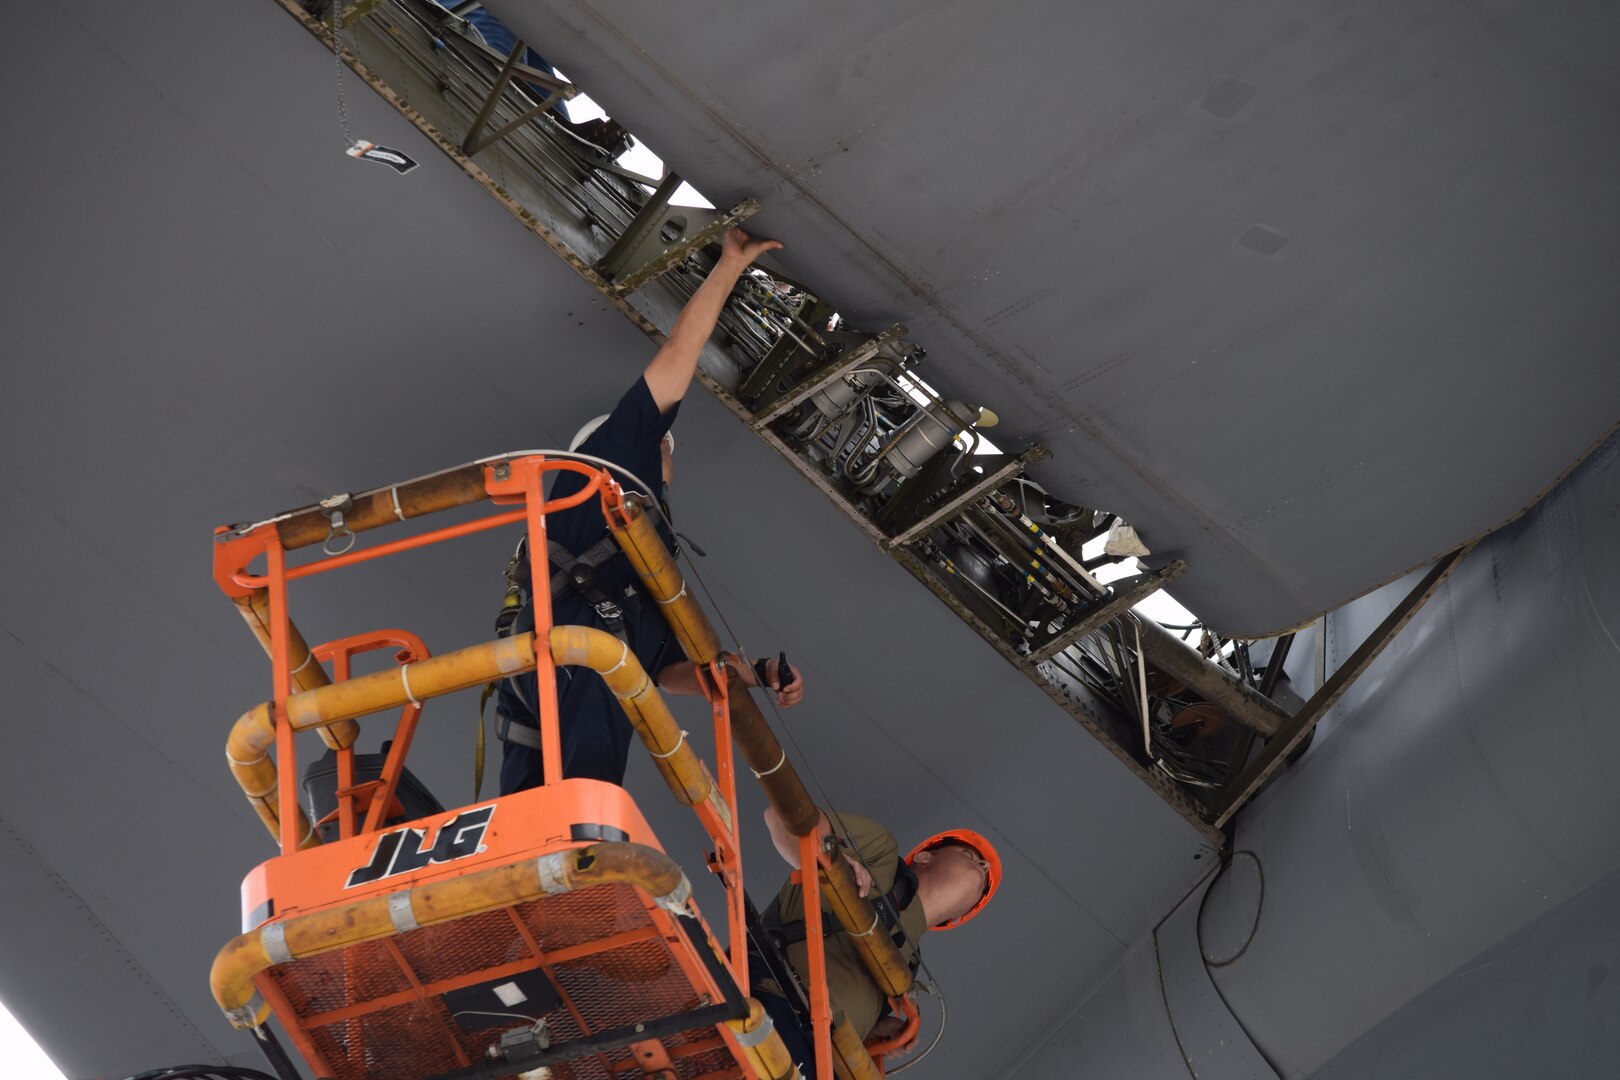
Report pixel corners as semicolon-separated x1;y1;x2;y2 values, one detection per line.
346;140;419;174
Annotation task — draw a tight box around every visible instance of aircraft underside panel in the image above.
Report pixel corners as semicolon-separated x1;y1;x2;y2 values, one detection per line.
1010;437;1620;1076
1309;867;1620;1080
492;0;1620;636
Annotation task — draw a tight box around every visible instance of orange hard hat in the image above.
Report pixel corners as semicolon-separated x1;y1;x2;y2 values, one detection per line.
905;829;1002;930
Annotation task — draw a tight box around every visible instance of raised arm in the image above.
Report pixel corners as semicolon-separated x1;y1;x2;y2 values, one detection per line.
643;226;782;412
763;804;810;869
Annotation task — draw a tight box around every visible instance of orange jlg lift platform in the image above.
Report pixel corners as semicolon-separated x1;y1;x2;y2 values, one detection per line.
208;454;922;1080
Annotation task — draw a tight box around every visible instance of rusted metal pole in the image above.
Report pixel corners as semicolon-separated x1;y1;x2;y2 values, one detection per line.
607;501;723;663
231;590;357;751
552;626;731;829
607;500;913;997
726;678;820;837
1132;616;1289;737
226;628;731;847
273;464;489;550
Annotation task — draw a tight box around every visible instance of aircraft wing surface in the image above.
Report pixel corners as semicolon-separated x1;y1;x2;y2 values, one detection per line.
493;0;1620;636
0;3;1210;1077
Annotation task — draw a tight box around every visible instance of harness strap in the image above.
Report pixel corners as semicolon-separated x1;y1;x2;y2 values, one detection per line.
484;507;676;773
545;535;622;594
497;713;544;750
546;535;630;641
763;861;922;973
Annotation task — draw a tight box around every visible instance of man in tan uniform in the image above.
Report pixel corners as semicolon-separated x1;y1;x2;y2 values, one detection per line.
755;807;1001;1068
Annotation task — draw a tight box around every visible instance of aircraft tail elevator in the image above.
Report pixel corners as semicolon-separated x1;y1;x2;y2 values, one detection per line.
258;0;1346;844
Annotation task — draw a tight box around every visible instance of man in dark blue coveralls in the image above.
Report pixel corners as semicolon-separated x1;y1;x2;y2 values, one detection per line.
496;227;805;794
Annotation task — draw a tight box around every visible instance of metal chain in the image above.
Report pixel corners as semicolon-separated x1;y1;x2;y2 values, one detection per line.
331;2;354;145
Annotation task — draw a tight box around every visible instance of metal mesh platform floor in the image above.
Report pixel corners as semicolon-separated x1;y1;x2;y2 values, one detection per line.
263;884;743;1080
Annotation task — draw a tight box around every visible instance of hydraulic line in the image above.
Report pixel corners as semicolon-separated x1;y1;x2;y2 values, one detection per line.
727;296;788;358
759;310;823;361
961;507;1075;615
982;489;1107;594
953;511;1071;617
750;284;830;349
787;366;892;444
848;409;914;487
917;539;1035;632
668;263;762;349
1103;622;1149;749
980;491;1106;600
833;400;878;475
972;503;1085;607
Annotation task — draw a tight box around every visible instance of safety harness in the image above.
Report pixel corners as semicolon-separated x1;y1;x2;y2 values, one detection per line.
496;533;634;640
485;532;638;760
545;535;635;641
748;849;922;1037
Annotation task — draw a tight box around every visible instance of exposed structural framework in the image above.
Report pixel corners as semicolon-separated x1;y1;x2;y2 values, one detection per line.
275;0;1464;840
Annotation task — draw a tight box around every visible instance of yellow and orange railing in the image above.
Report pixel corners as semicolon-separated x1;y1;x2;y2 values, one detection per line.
213;452;912;1078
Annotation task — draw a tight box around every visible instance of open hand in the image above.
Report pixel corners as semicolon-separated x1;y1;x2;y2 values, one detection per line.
843;852;875;898
721;226;783;267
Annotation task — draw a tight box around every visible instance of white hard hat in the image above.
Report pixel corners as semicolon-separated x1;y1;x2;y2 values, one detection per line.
569;414;611;452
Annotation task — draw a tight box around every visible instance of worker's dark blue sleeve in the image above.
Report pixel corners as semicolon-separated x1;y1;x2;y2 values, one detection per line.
548;376;679;557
